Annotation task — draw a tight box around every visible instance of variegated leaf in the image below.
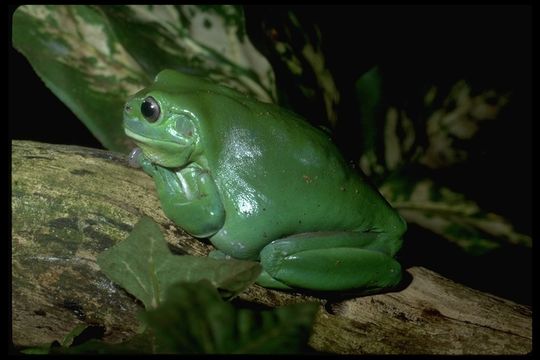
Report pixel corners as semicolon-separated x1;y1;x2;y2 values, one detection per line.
380;177;531;254
356;68;527;254
418;80;510;169
258;10;339;129
99;5;276;103
12;5;276;152
356;68;422;185
12;5;147;152
356;70;512;181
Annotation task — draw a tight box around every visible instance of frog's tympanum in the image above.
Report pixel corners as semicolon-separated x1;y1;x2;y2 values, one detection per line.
124;70;406;293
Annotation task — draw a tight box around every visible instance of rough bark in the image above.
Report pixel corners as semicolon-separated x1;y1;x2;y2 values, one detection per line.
11;140;532;354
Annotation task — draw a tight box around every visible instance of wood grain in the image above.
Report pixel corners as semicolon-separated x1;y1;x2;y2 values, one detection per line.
11;140;531;354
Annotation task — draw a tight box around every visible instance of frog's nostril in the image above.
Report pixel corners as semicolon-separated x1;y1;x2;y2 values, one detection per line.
125;105;132;113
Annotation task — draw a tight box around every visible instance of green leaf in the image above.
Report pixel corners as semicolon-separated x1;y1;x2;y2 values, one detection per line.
259;9;339;128
355;73;513;180
96;216;262;309
356;67;385;179
354;67;527;254
20;324;89;354
356;66;382;153
20;343;54;354
97;5;276;103
139;281;319;354
380;175;532;254
417;80;511;169
12;5;276;153
12;5;148;152
45;281;318;354
356;67;421;184
48;333;156;354
59;324;89;347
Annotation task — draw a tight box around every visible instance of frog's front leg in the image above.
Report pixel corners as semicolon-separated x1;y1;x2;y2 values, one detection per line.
139;155;225;237
257;232;402;292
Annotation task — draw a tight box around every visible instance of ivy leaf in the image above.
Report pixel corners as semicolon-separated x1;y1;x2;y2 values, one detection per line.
47;333;156;354
20;324;89;354
20;343;54;355
58;324;90;348
42;281;317;354
139;280;319;354
97;216;262;309
12;5;276;153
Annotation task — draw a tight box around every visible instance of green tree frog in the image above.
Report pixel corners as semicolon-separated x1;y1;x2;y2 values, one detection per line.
124;69;406;293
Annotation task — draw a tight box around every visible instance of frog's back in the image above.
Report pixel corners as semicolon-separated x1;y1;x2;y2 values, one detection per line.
184;85;400;259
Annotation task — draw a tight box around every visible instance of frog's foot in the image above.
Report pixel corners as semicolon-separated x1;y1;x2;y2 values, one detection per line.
258;232;402;292
256;270;294;290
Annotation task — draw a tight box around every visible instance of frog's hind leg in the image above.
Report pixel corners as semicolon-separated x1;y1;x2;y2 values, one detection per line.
257;231;402;292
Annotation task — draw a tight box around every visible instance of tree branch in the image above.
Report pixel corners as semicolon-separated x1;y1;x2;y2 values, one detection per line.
11;140;531;354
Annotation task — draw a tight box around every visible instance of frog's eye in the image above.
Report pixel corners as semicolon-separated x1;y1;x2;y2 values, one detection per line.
141;96;161;123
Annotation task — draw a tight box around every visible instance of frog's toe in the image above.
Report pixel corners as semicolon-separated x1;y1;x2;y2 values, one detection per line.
127;147;143;168
255;270;293;290
138;155;157;173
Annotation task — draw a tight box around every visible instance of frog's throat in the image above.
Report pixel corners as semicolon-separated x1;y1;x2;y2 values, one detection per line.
124;128;187;151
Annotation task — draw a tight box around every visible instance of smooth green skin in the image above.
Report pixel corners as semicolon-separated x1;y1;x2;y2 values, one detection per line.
123;69;407;293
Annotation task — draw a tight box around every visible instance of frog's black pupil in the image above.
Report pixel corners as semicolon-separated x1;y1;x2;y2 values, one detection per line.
141;97;159;122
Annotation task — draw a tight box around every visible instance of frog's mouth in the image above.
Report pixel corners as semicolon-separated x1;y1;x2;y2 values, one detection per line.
125;128;185;152
124;127;192;168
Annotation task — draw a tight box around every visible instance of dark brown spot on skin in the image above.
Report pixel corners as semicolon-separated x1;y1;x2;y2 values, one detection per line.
34;309;46;316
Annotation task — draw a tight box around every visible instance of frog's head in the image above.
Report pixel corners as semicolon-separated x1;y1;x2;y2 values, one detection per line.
123;71;202;168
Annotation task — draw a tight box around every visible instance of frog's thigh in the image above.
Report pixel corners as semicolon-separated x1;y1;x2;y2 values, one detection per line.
258;232;402;291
